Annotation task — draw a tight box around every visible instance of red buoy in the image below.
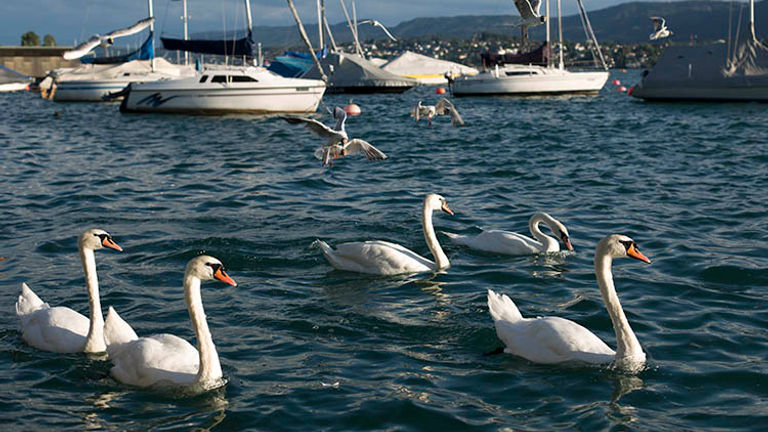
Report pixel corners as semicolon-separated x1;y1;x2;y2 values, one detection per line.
617;86;627;92
435;87;447;94
627;85;635;96
612;79;621;86
344;102;361;116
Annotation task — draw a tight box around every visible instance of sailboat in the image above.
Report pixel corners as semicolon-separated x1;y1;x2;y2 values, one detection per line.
296;0;417;94
43;0;195;102
120;0;325;113
630;0;768;102
449;0;609;96
0;65;31;92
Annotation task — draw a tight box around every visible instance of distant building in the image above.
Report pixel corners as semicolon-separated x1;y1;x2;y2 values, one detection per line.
0;46;79;78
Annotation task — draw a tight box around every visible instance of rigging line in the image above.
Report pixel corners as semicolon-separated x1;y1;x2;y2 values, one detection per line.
727;0;733;65
734;2;744;65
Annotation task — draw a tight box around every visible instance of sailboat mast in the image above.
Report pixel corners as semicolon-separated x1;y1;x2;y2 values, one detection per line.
245;0;253;33
557;0;564;69
148;0;155;71
750;0;756;42
317;0;325;49
182;0;189;65
285;0;327;81
339;0;364;57
545;0;550;68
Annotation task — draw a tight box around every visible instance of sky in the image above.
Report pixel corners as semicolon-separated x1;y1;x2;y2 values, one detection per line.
0;0;672;46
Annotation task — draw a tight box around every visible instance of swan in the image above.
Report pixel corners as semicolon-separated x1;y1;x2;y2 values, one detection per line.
15;229;123;353
282;106;387;167
104;255;236;391
313;194;454;275
487;234;651;368
444;212;573;255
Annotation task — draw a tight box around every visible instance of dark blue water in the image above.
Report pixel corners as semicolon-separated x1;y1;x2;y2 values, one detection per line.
1;71;767;431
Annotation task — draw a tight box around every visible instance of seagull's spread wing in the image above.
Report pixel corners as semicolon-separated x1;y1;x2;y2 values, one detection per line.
530;0;542;16
63;35;103;60
649;16;664;31
345;139;387;161
436;98;465;127
411;101;422;120
359;20;397;41
513;0;538;20
333;106;348;132
104;17;155;39
282;116;343;140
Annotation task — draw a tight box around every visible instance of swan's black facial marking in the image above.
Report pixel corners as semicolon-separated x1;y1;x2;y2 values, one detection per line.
95;233;112;243
618;239;638;252
205;262;223;274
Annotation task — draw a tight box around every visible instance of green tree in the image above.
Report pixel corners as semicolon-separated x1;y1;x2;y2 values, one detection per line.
42;34;56;47
21;31;40;46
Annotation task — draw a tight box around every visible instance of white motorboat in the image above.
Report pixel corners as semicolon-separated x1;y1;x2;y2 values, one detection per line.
120;66;325;114
450;0;608;96
630;0;768;102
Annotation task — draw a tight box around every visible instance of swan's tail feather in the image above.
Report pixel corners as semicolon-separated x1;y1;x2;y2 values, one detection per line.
487;289;523;323
104;306;139;348
15;283;48;317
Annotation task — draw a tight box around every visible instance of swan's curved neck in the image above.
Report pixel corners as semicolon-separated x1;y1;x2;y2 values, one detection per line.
422;205;449;270
595;253;644;362
529;214;558;252
81;247;105;353
184;275;223;386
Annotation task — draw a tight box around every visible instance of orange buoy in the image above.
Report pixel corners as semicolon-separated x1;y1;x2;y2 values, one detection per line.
617;86;627;92
435;87;447;94
344;101;361;116
612;79;621;86
621;69;628;73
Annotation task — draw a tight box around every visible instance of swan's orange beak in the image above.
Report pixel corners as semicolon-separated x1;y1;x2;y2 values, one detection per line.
102;237;123;252
627;243;651;264
562;235;574;252
441;202;454;216
214;267;237;286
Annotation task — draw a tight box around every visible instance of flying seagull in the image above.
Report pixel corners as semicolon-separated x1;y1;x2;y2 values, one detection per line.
411;98;465;127
513;0;546;28
63;17;155;60
282;107;387;167
357;19;397;42
649;16;673;40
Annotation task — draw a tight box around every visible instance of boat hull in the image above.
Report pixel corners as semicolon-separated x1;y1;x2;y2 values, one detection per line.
53;80;132;102
451;67;608;96
630;85;768;102
120;73;325;114
0;82;29;92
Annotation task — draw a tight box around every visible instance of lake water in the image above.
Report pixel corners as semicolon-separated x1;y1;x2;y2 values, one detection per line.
1;71;767;431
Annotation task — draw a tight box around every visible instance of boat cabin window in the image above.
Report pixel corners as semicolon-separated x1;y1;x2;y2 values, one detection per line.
230;75;258;83
199;75;209;83
211;75;228;83
505;71;538;76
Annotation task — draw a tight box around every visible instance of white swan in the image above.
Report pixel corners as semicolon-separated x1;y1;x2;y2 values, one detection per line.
15;229;123;353
313;194;454;275
104;255;236;391
444;212;573;255
488;234;651;369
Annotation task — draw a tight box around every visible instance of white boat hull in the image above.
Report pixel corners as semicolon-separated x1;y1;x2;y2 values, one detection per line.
451;66;608;96
53;79;135;102
0;82;29;92
121;67;326;114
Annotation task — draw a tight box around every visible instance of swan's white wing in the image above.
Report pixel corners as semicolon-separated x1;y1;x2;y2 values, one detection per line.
104;306;139;347
62;35;103;60
19;306;90;353
108;333;200;388
103;17;154;39
447;229;544;255
436;98;465;127
282;116;343;140
345;139;387;161
333;106;348;132
317;240;434;275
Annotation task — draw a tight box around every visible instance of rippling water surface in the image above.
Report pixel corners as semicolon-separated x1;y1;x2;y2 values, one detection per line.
1;71;767;431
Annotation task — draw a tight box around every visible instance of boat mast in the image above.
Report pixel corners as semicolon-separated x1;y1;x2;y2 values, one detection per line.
339;0;364;57
245;0;253;33
182;0;189;65
557;0;564;69
575;0;607;70
148;0;155;71
750;0;756;42
545;0;550;68
285;0;328;81
317;0;325;49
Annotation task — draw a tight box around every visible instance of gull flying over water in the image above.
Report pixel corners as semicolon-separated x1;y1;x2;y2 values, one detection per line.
649;16;673;40
63;17;155;60
411;98;465;127
357;19;397;42
282;107;387;167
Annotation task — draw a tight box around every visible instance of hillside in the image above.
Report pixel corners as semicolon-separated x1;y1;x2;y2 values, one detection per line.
231;1;766;47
